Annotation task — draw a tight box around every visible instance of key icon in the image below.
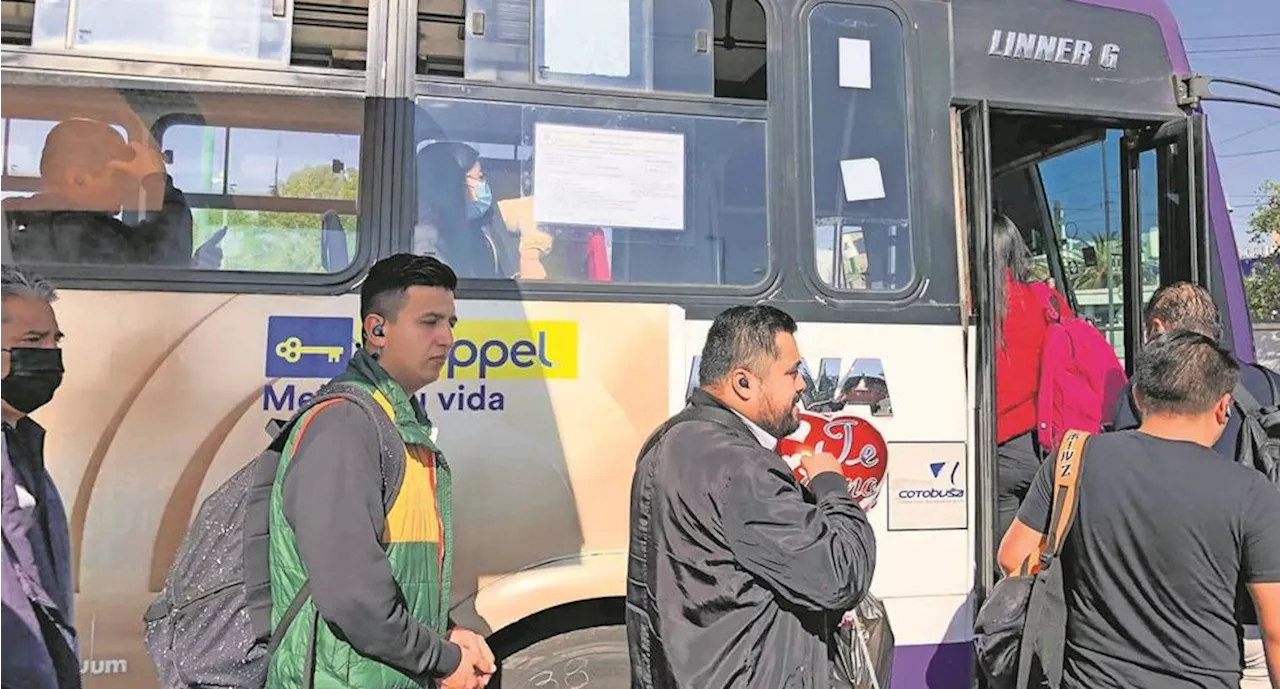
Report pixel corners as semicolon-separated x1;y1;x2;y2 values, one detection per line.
274;336;345;364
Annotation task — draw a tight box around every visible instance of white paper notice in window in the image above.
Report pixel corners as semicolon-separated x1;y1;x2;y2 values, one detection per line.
533;123;686;230
839;157;887;202
838;37;872;89
542;0;631;77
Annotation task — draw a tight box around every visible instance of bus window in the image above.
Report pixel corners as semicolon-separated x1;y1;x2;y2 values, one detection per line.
807;4;912;292
422;0;767;101
4;118;128;178
1;83;365;274
8;0;367;71
1038;132;1161;362
160;123;362;273
412;97;767;284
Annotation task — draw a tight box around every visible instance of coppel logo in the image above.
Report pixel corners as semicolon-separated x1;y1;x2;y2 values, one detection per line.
446;321;578;380
896;461;965;501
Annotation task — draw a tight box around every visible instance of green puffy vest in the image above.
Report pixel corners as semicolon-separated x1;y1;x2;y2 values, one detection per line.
266;363;453;688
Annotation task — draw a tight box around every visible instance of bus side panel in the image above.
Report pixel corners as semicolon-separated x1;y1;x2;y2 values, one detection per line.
682;320;975;689
44;291;674;688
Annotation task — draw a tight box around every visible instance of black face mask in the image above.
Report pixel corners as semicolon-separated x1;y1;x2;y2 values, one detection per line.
2;347;64;414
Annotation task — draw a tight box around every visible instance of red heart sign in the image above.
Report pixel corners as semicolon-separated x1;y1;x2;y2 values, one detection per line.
777;410;888;510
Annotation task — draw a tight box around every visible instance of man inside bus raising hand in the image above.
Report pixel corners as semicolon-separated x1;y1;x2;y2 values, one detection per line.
3;119;194;267
627;305;877;689
266;254;494;689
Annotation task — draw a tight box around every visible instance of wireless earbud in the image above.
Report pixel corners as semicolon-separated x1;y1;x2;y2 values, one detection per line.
372;323;385;337
737;378;749;389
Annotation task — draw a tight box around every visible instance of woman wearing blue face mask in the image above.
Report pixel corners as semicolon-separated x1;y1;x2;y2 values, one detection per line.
414;141;519;278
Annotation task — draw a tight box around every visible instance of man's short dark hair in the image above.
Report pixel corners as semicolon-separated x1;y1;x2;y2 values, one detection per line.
1133;329;1239;416
1143;282;1221;341
360;254;457;326
698;305;798;386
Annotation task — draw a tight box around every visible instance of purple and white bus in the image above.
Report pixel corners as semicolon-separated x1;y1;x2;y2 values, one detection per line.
1;0;1274;686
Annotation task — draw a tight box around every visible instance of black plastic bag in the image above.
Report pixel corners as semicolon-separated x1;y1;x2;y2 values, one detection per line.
832;592;896;689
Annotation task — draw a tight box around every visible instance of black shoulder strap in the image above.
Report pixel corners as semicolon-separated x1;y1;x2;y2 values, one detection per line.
267;582;312;653
1234;379;1264;417
1251;362;1280;407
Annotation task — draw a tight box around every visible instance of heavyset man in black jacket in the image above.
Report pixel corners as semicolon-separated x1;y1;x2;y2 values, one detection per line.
626;305;877;689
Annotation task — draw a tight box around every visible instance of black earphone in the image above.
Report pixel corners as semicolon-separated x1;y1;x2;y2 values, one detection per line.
737;377;749;389
372;322;385;336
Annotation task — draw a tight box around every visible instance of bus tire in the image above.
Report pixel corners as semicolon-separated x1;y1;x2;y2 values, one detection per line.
498;624;630;689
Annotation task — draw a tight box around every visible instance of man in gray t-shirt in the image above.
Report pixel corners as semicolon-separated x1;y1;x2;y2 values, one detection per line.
1000;330;1280;689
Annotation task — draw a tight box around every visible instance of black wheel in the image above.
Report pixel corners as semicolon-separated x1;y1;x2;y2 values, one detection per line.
497;625;629;689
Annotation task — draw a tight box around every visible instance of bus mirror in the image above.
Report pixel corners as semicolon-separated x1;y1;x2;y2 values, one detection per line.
332;159;345;174
163;149;174;165
1082;245;1098;267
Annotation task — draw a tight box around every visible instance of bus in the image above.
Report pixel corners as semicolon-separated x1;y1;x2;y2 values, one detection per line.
2;0;1276;686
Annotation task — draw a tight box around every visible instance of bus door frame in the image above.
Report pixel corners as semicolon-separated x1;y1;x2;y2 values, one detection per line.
1118;114;1207;371
958;100;999;599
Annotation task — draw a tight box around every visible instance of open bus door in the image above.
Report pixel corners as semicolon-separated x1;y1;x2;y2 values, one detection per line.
1119;114;1208;372
965;104;1210;598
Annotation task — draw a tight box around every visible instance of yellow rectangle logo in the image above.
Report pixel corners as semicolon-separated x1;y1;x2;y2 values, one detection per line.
446;320;578;380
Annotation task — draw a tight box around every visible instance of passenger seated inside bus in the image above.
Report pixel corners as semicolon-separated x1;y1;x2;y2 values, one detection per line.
2;118;194;267
415;141;616;282
990;213;1074;558
414;141;522;279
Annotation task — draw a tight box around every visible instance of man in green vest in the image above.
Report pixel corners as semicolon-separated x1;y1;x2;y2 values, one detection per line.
267;253;495;689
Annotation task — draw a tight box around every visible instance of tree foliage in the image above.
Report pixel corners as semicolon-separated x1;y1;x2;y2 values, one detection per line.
1070;232;1123;291
194;164;359;273
1245;180;1280;323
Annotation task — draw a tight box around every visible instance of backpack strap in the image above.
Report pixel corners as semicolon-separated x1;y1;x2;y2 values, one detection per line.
260;395;344;652
1249;362;1279;408
1018;429;1090;576
1028;281;1064;324
275;381;407;511
267;581;314;653
259;383;406;650
1234;378;1265;417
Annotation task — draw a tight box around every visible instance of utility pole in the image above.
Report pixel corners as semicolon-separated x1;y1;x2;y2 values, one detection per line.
1101;143;1116;347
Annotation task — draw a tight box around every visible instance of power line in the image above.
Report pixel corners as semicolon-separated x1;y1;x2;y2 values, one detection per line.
1219;147;1280;159
1184;32;1280;41
1218;120;1280;145
1185;46;1280;55
1191;52;1280;62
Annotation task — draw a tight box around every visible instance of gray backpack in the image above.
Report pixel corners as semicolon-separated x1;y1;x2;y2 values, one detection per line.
142;382;404;689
